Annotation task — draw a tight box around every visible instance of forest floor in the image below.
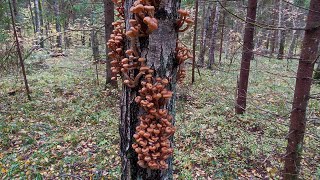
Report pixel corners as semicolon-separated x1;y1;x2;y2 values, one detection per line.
0;48;319;179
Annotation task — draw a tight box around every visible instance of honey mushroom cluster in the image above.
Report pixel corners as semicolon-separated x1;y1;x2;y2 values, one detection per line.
107;0;190;171
111;0;125;18
108;1;125;81
111;0;160;88
176;9;194;32
127;3;158;37
121;53;148;88
176;41;193;83
133;76;175;170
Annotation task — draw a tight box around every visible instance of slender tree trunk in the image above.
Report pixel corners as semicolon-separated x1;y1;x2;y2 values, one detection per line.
269;1;278;55
283;1;320;179
315;47;320;80
64;21;70;49
12;0;20;34
9;0;31;101
28;0;36;34
219;0;227;64
208;2;220;69
81;23;86;46
12;0;23;50
34;0;41;46
191;0;199;83
91;15;100;63
235;0;257;114
46;22;53;49
314;58;320;81
91;28;100;85
53;0;62;48
288;18;299;58
277;30;286;59
120;0;180;179
277;0;286;59
266;32;270;50
104;0;117;88
198;5;211;66
39;0;44;48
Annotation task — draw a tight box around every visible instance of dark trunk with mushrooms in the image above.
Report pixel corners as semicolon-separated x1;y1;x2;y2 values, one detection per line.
105;0;192;179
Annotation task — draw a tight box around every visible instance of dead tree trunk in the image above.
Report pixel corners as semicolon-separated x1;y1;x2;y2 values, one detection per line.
208;2;220;69
120;0;180;179
283;0;320;179
9;0;31;101
235;0;257;114
104;0;117;88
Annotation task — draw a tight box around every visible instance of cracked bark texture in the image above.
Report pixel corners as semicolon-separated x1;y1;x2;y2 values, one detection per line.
120;0;180;179
284;0;320;179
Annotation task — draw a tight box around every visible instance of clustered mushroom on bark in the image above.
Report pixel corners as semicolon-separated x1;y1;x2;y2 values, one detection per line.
108;0;125;82
176;40;193;83
108;0;192;170
133;76;176;169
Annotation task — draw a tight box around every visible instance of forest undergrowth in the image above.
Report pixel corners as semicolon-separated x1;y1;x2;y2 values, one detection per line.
0;49;319;179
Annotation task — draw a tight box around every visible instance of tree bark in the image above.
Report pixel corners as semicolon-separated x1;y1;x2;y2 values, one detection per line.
120;0;180;179
104;0;117;88
53;0;62;48
208;2;220;69
235;0;257;114
283;0;320;179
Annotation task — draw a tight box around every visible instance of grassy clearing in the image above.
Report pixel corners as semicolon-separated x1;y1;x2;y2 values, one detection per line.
0;49;319;179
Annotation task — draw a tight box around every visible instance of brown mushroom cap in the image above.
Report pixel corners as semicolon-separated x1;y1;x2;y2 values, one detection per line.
130;4;144;14
143;17;158;31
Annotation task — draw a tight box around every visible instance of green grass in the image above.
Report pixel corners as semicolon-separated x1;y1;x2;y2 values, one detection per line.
0;49;319;179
